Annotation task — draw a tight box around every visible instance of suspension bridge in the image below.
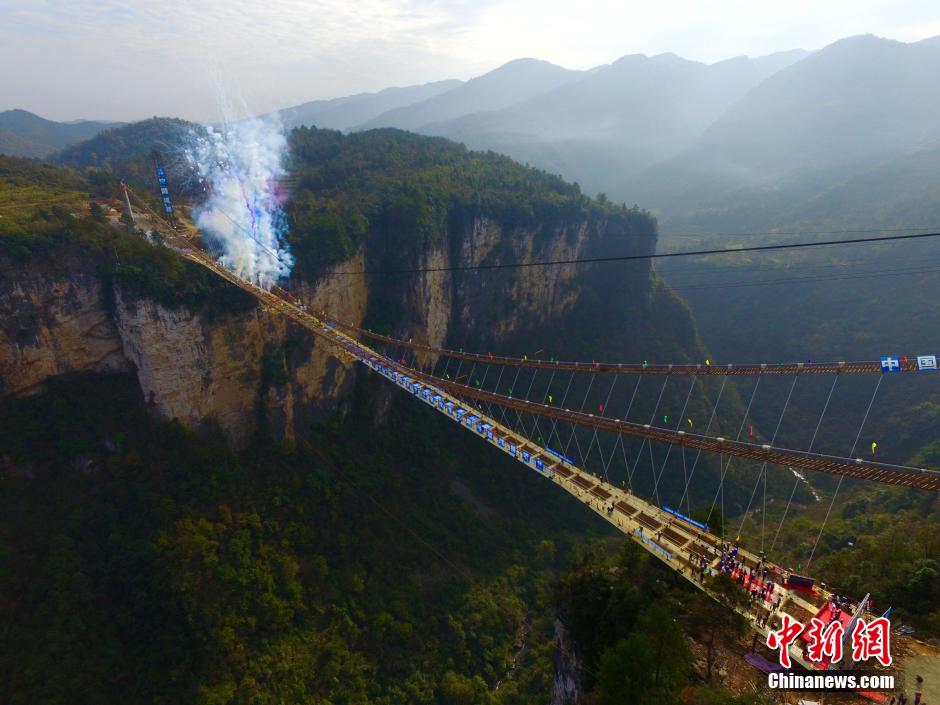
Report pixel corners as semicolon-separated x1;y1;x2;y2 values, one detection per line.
122;185;938;681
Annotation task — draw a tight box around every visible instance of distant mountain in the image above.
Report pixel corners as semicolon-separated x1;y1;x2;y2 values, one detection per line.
750;48;811;78
627;35;940;228
0;109;117;158
420;51;805;194
55;117;196;193
0;129;50;159
357;58;585;132
276;80;462;131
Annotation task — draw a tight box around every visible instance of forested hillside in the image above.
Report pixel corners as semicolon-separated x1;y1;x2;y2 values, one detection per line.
0;371;596;703
0;132;778;704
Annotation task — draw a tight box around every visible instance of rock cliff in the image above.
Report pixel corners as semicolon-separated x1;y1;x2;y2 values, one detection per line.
0;212;654;444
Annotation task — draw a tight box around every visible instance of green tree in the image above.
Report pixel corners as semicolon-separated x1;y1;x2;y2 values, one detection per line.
439;671;491;705
685;575;748;681
595;603;691;705
89;202;106;222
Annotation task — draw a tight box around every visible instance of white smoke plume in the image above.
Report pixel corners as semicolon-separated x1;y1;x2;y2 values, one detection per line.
185;115;293;289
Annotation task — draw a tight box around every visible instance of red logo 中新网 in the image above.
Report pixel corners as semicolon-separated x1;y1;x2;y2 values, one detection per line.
766;614;892;668
766;614;804;668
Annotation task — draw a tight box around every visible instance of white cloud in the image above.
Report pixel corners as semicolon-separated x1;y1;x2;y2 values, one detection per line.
1;0;938;121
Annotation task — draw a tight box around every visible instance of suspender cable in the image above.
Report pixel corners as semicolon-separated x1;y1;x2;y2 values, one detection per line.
514;369;540;443
652;375;698;505
735;374;799;548
564;373;596;457
681;444;688;504
807;375;883;569
633;374;671;495
770;373;840;552
477;364;496;420
546;372;576;451
527;369;557;446
583;375;620;479
504;366;523;431
706;374;762;529
605;376;643;487
678;376;729;514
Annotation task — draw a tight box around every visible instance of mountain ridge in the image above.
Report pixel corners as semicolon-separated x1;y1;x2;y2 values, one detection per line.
415;50;804;194
274;79;463;131
626;34;940;222
0;109;118;158
355;58;586;132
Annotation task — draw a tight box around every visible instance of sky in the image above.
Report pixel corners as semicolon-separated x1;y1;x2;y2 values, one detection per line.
2;0;939;122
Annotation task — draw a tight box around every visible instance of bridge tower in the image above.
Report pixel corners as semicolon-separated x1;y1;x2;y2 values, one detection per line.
119;181;135;226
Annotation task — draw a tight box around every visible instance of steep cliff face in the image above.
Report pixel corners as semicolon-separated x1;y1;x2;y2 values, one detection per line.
374;212;652;353
0;209;654;443
447;216;587;341
0;252;368;444
391;216;595;366
448;217;606;339
550;619;582;705
0;257;129;395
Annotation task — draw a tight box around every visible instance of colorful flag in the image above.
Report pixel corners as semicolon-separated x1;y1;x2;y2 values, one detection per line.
880;356;901;373
917;354;937;371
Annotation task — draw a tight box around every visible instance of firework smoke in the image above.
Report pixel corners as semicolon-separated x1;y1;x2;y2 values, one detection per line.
185;115;293;289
